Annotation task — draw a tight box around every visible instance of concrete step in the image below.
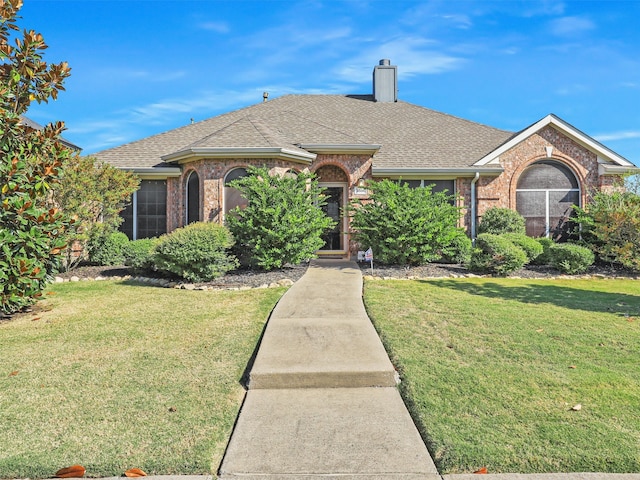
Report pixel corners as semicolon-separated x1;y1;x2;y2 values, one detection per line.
218;388;439;480
249;315;398;389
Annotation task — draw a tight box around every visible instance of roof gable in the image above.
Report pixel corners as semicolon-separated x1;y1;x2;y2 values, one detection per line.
474;114;634;168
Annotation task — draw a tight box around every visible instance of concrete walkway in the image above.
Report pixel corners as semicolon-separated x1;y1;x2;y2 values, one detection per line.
218;259;439;479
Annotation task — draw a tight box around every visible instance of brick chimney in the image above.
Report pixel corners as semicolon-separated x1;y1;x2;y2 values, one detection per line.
373;59;397;103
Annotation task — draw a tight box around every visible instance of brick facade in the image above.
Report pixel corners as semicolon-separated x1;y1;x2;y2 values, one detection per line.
462;125;618;229
165;154;373;256
159;126;621;257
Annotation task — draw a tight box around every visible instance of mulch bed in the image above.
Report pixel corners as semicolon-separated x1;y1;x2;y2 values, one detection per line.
57;261;639;289
56;263;310;288
358;262;640;280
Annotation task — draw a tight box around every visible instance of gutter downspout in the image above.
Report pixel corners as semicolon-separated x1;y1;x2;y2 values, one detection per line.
470;172;480;245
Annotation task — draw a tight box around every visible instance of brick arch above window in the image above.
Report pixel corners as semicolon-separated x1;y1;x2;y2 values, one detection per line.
313;163;350;183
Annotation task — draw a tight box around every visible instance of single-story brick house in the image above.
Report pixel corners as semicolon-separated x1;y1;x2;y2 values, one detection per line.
95;59;637;259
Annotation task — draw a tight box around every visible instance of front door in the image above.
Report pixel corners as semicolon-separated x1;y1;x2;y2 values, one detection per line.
319;185;347;252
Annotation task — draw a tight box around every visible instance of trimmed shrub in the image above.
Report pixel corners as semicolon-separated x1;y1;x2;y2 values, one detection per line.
87;226;130;266
548;243;595;274
532;237;554;265
350;179;464;266
440;232;473;264
124;238;160;272
469;233;527;275
501;233;543;264
478;207;526;235
226;167;335;271
153;222;238;282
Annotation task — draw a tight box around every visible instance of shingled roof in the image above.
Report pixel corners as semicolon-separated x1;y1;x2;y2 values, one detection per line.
95;94;514;173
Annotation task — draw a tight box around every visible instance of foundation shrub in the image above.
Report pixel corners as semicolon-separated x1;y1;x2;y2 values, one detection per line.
440;232;473;264
573;190;640;271
478;207;526;235
501;233;543;264
548;243;595;275
469;233;527;275
87;226;130;266
153;222;238;282
226;166;335;271
124;238;160;272
350;179;464;266
532;237;554;265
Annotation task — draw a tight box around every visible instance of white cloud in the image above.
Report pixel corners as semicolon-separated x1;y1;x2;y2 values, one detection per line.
333;37;463;84
594;131;640;142
549;16;595;37
440;14;473;29
521;1;566;17
197;21;230;34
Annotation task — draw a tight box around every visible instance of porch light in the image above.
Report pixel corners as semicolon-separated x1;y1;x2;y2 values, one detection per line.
357;178;367;188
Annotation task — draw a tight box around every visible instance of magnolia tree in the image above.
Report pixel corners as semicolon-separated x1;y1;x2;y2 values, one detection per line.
0;0;73;315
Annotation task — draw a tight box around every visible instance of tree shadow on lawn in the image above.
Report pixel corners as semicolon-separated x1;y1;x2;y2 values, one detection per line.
421;279;640;317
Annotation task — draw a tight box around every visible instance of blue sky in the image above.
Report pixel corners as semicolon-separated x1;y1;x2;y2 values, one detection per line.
19;0;640;164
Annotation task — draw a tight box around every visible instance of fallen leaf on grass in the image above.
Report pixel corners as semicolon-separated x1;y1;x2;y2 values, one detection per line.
571;404;582;411
124;468;147;477
55;465;85;478
8;371;18;377
32;317;41;321
168;406;177;412
474;467;488;474
536;329;544;333
46;291;56;295
569;365;577;369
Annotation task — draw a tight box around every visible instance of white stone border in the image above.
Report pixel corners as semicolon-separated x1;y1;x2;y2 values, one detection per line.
53;275;295;291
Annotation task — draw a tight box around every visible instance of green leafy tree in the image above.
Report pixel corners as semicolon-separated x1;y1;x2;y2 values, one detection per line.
52;155;139;269
573;190;640;270
1;0;73;315
349;179;465;266
226;166;335;270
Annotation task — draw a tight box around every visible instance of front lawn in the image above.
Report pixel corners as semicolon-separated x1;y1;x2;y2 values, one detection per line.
0;280;285;479
364;278;640;474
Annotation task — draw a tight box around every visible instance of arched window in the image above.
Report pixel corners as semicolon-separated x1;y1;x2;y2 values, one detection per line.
516;161;580;239
185;171;200;225
224;167;249;215
282;168;298;179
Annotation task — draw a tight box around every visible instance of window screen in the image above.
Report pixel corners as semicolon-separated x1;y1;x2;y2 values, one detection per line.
516;161;579;239
186;171;200;225
136;180;167;239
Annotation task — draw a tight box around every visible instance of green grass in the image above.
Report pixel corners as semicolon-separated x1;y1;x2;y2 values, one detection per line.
0;280;285;479
364;278;640;474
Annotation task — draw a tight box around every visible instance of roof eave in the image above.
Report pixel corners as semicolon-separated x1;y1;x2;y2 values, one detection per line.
598;164;640;176
161;147;316;164
373;167;504;178
297;144;382;155
118;167;183;179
